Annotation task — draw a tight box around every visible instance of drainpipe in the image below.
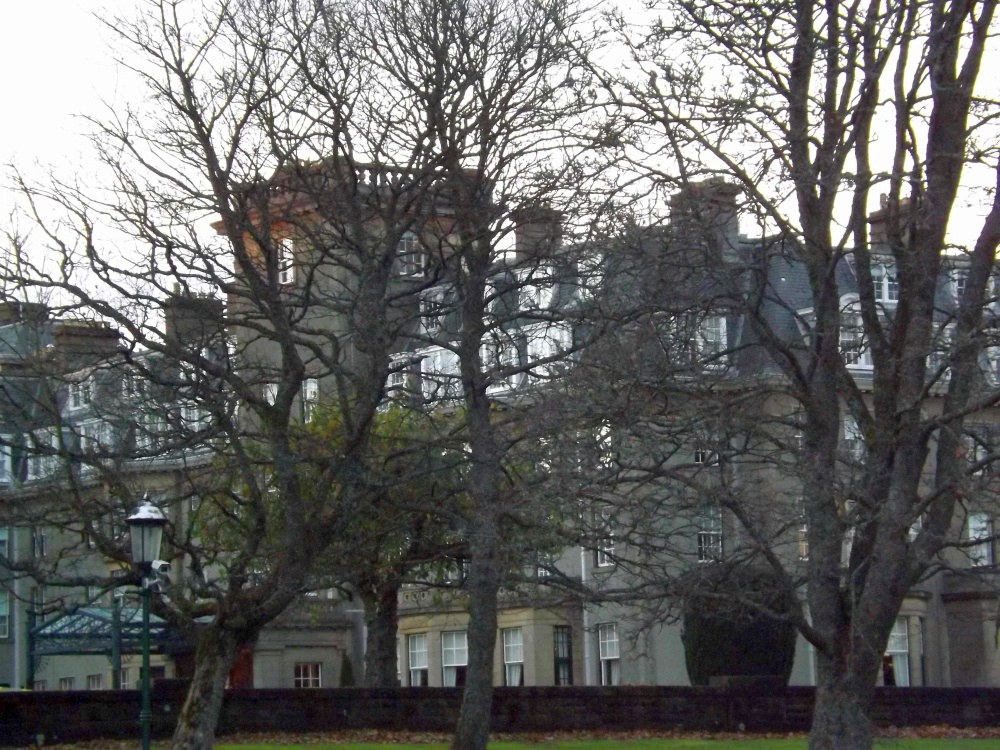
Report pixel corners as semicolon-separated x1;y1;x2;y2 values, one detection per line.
580;546;592;685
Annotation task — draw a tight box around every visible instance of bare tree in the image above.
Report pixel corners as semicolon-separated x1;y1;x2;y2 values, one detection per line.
3;0;599;748
582;0;1000;747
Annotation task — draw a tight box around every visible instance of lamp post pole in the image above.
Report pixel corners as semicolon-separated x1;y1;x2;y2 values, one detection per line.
127;497;167;750
140;574;152;750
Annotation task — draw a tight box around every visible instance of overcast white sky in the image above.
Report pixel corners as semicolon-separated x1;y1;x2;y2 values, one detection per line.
0;0;995;251
0;1;140;200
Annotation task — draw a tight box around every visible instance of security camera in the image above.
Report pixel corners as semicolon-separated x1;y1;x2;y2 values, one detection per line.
151;560;171;575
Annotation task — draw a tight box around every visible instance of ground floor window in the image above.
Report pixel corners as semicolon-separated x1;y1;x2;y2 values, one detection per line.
442;631;468;687
86;674;103;690
408;633;428;686
553;625;573;686
883;617;910;687
58;677;74;691
598;623;620;686
294;662;322;688
503;628;524;686
0;590;8;638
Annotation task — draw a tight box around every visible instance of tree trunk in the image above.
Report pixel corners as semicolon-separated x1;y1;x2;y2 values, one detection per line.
451;545;501;750
169;626;245;750
809;679;875;750
362;581;401;687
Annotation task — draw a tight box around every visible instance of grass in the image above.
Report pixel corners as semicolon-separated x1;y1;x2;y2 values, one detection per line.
213;744;1000;750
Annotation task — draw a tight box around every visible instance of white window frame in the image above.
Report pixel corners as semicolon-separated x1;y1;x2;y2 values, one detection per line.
408;633;429;686
387;356;409;392
873;265;899;304
301;378;319;423
841;313;872;368
420;288;446;334
419;346;462;402
293;661;322;688
598;623;620;686
516;266;556;311
32;529;46;558
136;411;167;453
483;334;525;393
697;315;727;362
595;506;615;568
26;428;61;481
502;627;524;686
181;402;209;431
277;237;295;286
693;446;718;465
58;677;74;691
968;513;994;567
964;432;993;475
441;631;468;687
0;436;11;483
67;379;93;413
843;416;866;460
79;419;110;456
696;505;723;563
396;232;425;277
87;674;104;691
884;617;910;686
0;590;9;639
524;321;572;379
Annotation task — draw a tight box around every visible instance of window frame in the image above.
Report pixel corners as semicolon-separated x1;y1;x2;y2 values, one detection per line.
276;237;296;286
301;378;319;423
594;506;615;568
0;590;9;639
597;623;620;686
553;625;573;686
968;513;994;567
696;505;723;563
293;661;322;688
396;232;425;277
502;627;524;687
883;617;910;686
67;379;93;413
407;633;429;687
441;630;468;687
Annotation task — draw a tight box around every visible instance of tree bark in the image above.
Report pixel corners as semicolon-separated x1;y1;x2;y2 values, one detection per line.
451;545;501;750
362;581;402;687
169;626;246;750
809;679;875;750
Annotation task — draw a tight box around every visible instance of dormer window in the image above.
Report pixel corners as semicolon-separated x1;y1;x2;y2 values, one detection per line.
396;232;425;277
954;269;968;304
873;265;899;304
841;313;871;367
68;380;93;412
420;288;446;334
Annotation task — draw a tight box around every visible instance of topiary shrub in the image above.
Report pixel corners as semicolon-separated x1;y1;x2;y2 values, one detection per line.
681;566;798;686
340;652;356;687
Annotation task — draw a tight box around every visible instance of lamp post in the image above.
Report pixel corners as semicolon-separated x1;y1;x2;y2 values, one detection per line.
127;497;167;750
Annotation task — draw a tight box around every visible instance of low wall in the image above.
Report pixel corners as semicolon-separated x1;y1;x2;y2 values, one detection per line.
2;684;1000;747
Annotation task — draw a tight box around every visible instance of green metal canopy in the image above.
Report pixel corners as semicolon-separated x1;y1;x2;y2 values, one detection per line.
30;605;188;657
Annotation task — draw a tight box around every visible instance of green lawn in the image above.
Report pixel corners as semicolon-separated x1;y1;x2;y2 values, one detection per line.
214;741;1000;750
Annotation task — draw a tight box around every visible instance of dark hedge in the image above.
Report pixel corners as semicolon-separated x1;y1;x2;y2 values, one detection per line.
681;566;798;686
